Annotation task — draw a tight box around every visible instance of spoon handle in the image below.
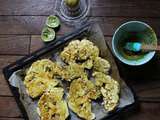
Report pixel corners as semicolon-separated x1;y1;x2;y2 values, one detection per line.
141;44;160;51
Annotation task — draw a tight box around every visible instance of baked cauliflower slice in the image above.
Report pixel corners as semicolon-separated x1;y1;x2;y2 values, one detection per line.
69;78;100;100
60;62;88;81
93;57;111;74
60;39;99;64
101;80;119;111
68;98;95;120
93;72;120;111
92;72;112;86
24;72;59;98
68;79;100;120
26;59;62;77
60;40;80;63
38;87;69;120
24;59;61;98
78;39;99;60
25;76;59;98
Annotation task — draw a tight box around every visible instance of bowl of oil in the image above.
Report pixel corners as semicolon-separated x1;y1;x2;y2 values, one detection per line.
112;21;157;66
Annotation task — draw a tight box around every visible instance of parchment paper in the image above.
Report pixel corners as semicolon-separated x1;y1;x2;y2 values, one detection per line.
9;70;135;120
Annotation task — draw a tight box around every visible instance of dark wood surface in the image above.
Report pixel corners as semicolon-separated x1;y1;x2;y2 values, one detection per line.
0;0;160;120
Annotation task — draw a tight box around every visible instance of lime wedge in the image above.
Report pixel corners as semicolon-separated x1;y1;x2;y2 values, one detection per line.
41;27;55;42
46;15;60;28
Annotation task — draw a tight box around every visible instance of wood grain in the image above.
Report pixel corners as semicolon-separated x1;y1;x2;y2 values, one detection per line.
0;16;45;35
0;118;24;120
0;35;30;55
30;35;62;52
95;17;160;37
0;0;160;119
91;0;160;17
0;55;23;70
0;55;23;96
0;0;54;15
0;16;72;35
1;0;160;17
0;97;22;117
0;74;12;96
126;102;160;120
1;16;160;37
30;35;45;53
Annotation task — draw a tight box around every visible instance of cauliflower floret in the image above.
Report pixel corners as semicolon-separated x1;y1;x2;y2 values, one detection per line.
93;57;111;74
82;59;93;69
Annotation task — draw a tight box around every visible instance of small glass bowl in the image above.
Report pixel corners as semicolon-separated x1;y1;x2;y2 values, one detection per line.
54;0;90;26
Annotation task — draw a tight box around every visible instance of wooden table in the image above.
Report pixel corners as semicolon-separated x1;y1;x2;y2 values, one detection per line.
0;0;160;120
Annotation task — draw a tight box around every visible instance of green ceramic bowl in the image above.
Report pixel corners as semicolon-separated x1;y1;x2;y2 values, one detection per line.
112;21;157;66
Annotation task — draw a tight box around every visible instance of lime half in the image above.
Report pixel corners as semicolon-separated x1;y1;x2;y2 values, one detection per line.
46;15;60;28
41;27;55;42
65;0;80;8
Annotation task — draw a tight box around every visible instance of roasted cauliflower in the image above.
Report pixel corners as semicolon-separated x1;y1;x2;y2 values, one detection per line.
38;87;69;120
60;62;88;81
24;59;61;98
78;39;99;60
60;39;99;64
68;78;100;120
60;40;80;63
93;72;120;111
23;38;121;120
93;57;111;74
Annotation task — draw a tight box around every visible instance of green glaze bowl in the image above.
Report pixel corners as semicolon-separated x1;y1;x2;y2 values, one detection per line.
112;21;157;66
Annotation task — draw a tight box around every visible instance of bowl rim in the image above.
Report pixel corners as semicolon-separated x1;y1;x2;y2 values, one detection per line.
112;21;157;66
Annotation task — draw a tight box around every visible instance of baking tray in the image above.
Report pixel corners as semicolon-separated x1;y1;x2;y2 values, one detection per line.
3;22;137;120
